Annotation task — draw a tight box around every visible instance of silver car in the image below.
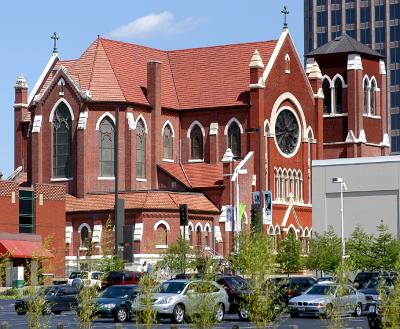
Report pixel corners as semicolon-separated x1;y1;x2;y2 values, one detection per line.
132;279;229;324
288;283;367;318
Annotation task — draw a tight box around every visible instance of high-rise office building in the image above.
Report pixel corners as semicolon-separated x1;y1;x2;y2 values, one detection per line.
304;0;400;152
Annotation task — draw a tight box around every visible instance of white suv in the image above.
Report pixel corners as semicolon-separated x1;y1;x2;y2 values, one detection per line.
67;271;103;288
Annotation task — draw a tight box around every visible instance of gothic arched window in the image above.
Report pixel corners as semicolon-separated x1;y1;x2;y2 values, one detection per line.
163;124;173;160
136;119;146;178
205;226;210;247
52;102;72;178
334;79;343;114
322;79;331;114
228;121;241;157
196;226;202;248
99;117;115;177
364;78;369;114
370;80;376;115
80;226;89;248
156;224;168;246
190;125;203;160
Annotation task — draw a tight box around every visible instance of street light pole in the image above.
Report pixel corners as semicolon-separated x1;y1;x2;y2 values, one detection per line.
332;177;347;260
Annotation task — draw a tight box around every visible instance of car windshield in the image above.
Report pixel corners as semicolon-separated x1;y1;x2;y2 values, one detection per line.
100;286;136;299
365;277;393;289
354;273;377;288
224;277;250;290
154;281;187;294
305;285;335;296
69;272;81;279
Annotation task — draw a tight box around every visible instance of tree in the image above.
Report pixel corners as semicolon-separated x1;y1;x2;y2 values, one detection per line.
230;231;278;328
306;226;341;274
96;216;125;278
370;221;399;270
156;238;192;276
276;231;302;276
346;225;373;271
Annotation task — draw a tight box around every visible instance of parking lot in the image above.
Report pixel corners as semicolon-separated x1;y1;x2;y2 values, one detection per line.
0;299;369;328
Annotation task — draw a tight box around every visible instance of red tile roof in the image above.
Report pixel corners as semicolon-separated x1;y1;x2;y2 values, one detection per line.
37;37;278;110
66;191;219;213
158;163;223;188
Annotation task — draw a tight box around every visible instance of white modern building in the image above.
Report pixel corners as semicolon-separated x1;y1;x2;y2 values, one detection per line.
312;155;400;238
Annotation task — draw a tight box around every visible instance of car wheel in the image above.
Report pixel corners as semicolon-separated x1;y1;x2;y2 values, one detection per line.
290;312;299;318
354;303;362;317
115;307;128;322
172;304;185;324
215;303;225;322
42;303;52;315
238;307;249;321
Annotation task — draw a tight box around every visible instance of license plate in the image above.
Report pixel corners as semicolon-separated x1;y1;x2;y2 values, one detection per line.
369;305;375;313
298;307;305;311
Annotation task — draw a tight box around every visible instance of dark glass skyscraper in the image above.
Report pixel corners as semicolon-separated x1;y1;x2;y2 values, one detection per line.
304;0;400;152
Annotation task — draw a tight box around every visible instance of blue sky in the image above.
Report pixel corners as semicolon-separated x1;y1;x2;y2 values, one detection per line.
0;0;303;177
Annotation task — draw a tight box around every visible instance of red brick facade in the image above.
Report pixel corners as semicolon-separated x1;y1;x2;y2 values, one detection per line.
0;181;65;278
6;28;388;275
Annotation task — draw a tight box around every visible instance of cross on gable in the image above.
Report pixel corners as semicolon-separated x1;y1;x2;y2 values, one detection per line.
51;32;60;53
281;5;289;29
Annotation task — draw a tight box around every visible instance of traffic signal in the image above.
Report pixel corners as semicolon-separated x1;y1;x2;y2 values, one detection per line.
179;204;188;226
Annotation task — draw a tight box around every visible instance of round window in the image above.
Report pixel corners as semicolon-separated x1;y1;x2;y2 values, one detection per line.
275;109;300;156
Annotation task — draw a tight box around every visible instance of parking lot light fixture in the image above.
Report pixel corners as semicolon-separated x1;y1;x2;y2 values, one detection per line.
332;177;347;260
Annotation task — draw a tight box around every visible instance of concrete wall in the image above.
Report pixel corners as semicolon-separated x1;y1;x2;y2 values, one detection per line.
312;155;400;238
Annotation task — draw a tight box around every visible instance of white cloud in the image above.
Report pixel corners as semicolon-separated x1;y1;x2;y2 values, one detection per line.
108;11;204;40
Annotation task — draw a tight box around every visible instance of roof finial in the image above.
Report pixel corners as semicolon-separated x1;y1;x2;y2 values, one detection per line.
51;32;60;54
281;5;289;30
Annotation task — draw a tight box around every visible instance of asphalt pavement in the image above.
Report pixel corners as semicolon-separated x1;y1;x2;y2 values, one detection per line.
0;299;370;328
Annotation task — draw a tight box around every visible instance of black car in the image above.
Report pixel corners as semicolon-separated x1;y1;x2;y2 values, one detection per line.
353;271;391;290
215;275;252;320
15;285;79;315
93;284;139;322
267;276;317;306
358;276;394;306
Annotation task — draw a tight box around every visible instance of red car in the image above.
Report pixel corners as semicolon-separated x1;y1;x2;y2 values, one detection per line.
102;271;142;289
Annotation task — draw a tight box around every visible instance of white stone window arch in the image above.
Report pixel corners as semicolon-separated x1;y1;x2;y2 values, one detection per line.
204;223;211;247
273;106;303;159
153;220;171;231
135;114;149;134
270;92;307;140
194;222;203;232
264;119;271;137
286;224;299;239
274;225;281;235
298;170;304;203
223;117;244;135
49;98;75;122
369;76;379;116
188;222;194;244
162;120;175;161
187;120;206;138
268;225;275;235
306;126;315;141
288;169;294;198
77;223;91;248
285;53;291;74
96;112;116;130
322;75;333;115
332;74;346;114
282;168;288;202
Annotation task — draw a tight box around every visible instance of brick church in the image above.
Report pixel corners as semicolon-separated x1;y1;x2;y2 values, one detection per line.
0;25;389;278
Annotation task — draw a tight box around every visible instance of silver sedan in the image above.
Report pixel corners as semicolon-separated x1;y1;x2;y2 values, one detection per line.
132;279;229;324
288;283;367;318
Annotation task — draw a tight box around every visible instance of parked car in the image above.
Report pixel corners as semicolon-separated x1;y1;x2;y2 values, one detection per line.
215;275;252;320
102;271;142;289
267;276;317;306
15;285;79;315
358;276;395;306
132;279;229;324
353;271;391;290
92;284;139;322
67;271;103;288
288;283;367;318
